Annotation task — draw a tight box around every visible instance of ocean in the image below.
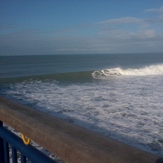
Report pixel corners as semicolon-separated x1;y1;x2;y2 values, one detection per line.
0;53;163;156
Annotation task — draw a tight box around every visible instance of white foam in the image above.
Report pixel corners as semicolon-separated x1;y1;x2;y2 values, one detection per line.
3;75;163;156
92;64;163;79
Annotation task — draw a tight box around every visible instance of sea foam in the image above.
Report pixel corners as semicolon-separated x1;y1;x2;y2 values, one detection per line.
92;64;163;79
2;73;163;156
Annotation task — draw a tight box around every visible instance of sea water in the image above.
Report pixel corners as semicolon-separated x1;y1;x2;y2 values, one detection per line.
0;53;163;156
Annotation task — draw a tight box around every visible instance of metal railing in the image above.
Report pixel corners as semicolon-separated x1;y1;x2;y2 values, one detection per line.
0;96;162;163
0;121;56;163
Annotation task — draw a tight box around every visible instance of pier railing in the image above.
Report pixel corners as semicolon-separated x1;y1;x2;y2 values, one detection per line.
0;121;56;163
0;96;162;163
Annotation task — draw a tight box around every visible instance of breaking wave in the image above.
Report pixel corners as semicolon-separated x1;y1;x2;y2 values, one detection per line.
92;64;163;79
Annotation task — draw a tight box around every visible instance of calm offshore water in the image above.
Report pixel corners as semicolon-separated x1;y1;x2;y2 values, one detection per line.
1;53;163;156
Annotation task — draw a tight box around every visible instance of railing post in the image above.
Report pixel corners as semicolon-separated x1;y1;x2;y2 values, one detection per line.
0;121;4;163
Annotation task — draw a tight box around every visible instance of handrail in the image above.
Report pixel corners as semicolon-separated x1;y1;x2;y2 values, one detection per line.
0;96;162;163
0;121;56;163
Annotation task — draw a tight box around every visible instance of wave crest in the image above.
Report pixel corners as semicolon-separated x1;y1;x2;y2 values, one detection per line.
92;64;163;79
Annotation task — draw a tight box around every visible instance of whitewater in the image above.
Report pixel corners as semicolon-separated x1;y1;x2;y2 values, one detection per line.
92;64;163;78
0;53;163;156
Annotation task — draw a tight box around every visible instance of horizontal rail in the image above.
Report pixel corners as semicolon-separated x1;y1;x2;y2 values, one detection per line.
0;121;56;163
0;96;162;163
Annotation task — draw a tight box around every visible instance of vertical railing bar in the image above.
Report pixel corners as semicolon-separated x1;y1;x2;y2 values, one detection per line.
0;127;56;163
12;146;17;163
21;154;26;163
0;121;5;163
3;140;9;163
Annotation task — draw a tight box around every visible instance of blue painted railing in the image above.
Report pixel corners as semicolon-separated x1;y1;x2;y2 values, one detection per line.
0;121;57;163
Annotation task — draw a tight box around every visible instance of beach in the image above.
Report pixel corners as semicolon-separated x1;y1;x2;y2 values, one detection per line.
1;53;163;156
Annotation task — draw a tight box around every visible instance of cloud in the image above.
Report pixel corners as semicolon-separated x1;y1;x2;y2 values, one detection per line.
98;17;143;24
50;28;163;54
145;6;163;23
145;6;163;13
139;30;157;39
146;15;163;23
1;30;163;55
1;11;163;56
99;28;159;41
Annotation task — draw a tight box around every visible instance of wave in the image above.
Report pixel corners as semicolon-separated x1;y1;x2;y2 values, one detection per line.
92;64;163;79
1;64;163;84
0;71;94;84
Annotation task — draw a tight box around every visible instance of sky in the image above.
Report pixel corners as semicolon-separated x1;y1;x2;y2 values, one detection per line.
0;0;163;56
